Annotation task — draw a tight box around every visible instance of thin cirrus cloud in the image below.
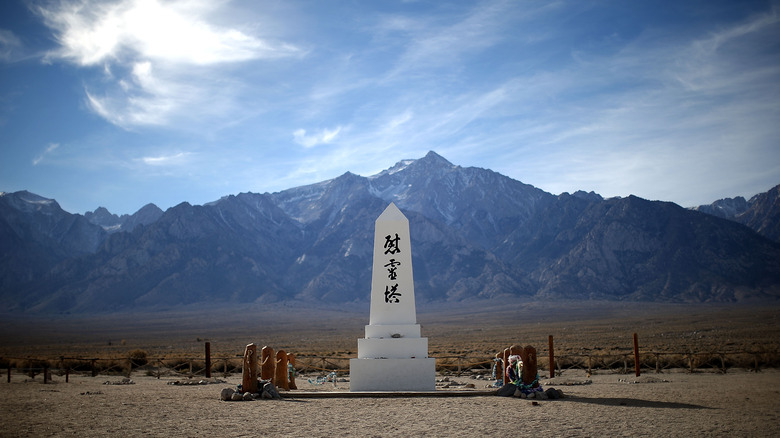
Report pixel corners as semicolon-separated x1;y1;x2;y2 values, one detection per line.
32;143;60;166
293;126;343;148
139;151;190;166
498;8;780;203
35;0;301;129
0;29;23;62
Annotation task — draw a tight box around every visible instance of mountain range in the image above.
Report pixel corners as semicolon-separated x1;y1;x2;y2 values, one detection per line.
2;151;779;313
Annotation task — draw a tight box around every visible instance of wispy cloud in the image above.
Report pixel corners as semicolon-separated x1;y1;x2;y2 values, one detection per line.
36;0;301;129
9;0;778;214
293;126;343;148
37;0;299;66
377;0;517;80
32;143;60;165
139;151;190;166
0;28;23;62
494;7;780;205
279;2;780;207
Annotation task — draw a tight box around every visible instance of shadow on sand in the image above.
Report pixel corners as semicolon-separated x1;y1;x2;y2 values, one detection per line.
562;396;713;410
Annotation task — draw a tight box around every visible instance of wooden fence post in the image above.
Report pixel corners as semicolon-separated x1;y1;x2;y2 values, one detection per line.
633;333;640;377
548;335;555;378
242;344;258;393
205;342;211;378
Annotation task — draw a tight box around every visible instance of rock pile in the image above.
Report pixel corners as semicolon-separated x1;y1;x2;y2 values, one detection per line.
103;377;134;385
220;380;281;401
435;377;476;389
496;383;565;400
168;378;227;386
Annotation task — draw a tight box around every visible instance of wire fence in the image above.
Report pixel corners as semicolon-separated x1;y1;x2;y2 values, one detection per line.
3;349;778;383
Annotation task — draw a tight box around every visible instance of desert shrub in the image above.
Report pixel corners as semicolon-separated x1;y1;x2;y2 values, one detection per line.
59;359;87;372
100;359;126;375
128;349;148;368
164;357;193;373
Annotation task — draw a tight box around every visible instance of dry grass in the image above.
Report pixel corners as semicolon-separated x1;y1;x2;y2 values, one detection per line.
1;301;777;370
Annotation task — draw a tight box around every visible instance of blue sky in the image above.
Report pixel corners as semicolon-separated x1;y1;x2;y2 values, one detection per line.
1;0;778;215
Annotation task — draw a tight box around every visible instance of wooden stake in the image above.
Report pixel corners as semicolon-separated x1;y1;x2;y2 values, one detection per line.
548;335;555;378
261;346;275;383
242;343;258;393
633;332;640;377
275;350;290;391
205;342;212;378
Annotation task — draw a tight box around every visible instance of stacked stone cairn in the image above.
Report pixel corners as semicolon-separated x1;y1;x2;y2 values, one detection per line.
496;344;564;400
219;343;295;401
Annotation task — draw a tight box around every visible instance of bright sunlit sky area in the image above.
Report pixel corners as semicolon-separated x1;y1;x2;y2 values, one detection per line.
1;0;778;214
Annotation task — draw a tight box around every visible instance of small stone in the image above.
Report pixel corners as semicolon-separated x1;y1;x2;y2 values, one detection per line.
263;381;281;400
513;388;522;397
496;384;516;397
243;392;254;401
545;388;559;400
231;393;244;401
220;388;235;401
465;383;475;389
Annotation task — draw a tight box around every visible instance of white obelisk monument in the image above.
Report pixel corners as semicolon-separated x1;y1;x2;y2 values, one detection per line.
349;203;436;392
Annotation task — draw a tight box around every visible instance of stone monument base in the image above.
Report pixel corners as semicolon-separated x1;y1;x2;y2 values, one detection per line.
349;357;436;392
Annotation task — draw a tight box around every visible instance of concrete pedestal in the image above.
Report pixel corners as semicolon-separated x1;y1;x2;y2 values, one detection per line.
350;357;436;392
350;323;436;392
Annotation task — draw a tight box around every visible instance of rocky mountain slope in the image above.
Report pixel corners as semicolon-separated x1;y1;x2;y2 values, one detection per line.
84;204;163;233
2;152;779;313
692;184;780;242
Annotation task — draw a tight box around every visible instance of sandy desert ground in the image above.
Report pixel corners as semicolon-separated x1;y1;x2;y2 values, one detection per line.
2;302;779;436
1;368;779;437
